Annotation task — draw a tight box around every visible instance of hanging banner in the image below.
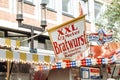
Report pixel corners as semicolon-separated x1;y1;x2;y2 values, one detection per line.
47;15;88;60
89;29;113;45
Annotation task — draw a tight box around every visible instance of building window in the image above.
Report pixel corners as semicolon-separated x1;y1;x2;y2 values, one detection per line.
47;0;56;10
45;39;53;50
42;0;56;11
0;31;4;37
24;0;34;5
94;1;103;20
62;0;74;15
7;31;29;47
24;0;33;3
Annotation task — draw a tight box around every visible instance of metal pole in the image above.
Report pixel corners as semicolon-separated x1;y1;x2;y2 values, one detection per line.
8;62;13;80
20;31;47;43
111;64;116;78
6;61;10;80
30;27;34;52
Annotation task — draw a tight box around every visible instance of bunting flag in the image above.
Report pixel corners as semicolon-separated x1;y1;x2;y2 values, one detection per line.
0;49;119;70
49;50;120;70
96;58;102;65
71;61;76;67
81;59;86;66
56;62;62;69
76;60;81;67
52;65;57;69
61;62;66;68
86;59;92;66
102;58;106;64
66;61;71;68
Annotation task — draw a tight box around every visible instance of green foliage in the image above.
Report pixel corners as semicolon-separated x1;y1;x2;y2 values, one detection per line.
96;0;120;41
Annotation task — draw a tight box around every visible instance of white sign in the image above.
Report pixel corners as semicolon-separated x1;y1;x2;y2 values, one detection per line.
80;67;100;80
90;68;100;79
47;15;88;60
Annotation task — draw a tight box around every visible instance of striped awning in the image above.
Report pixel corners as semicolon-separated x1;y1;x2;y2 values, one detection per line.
0;38;55;64
0;49;55;64
0;38;20;48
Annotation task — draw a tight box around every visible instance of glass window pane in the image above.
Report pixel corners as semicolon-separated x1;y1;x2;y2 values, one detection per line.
0;31;4;37
62;0;73;15
62;0;69;12
94;2;103;19
25;0;33;3
42;0;56;10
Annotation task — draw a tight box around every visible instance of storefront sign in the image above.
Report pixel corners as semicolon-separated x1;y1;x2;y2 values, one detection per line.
80;67;90;79
47;15;88;60
89;29;112;45
90;68;100;79
80;67;100;80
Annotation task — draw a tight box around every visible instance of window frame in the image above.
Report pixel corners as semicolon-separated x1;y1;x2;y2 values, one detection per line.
94;1;103;20
62;0;74;16
42;0;56;11
24;0;34;5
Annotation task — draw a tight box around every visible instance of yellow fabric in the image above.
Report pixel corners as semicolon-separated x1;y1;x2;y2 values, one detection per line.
44;56;50;63
16;40;20;48
5;38;11;47
32;54;38;62
20;52;26;61
6;50;13;60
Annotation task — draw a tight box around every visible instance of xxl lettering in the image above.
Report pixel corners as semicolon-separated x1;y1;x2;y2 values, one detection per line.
57;24;78;36
71;24;78;31
65;26;71;34
58;28;64;36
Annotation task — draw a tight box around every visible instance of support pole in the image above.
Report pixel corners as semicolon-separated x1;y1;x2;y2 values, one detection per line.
111;64;116;78
21;31;47;43
6;61;10;80
30;27;34;53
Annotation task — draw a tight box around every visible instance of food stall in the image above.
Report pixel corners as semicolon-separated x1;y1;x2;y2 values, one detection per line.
0;38;55;80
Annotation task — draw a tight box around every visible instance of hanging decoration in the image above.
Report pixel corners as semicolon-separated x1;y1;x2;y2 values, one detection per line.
89;29;113;45
36;50;120;70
